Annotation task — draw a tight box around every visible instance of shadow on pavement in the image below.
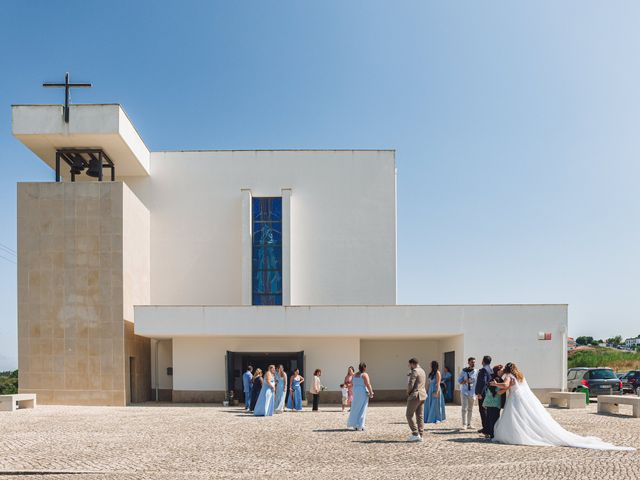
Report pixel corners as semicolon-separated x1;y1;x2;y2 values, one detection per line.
353;439;408;444
313;428;353;432
428;429;470;435
446;437;492;444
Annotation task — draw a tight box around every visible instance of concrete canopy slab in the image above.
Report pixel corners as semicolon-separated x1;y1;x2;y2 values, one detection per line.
133;304;568;339
12;104;150;177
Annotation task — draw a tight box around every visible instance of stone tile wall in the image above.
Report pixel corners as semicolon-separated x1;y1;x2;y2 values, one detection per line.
18;182;128;405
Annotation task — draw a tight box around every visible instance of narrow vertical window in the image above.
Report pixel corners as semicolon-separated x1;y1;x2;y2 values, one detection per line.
252;197;282;305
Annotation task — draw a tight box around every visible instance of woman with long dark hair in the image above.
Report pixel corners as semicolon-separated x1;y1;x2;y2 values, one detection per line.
287;368;304;412
249;368;263;412
424;360;445;424
347;362;374;431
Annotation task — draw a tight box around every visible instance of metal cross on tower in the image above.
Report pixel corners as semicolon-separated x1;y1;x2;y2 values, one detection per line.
43;72;92;123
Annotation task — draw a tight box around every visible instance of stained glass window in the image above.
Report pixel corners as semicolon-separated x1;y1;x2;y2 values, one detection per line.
252;197;282;305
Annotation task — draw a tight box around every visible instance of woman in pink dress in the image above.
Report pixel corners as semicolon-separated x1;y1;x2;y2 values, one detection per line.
344;366;355;407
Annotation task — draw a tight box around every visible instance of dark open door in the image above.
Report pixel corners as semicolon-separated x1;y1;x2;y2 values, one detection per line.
226;350;303;402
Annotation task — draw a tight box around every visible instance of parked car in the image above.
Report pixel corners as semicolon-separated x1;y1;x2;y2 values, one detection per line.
617;371;628;380
567;367;623;397
620;370;640;394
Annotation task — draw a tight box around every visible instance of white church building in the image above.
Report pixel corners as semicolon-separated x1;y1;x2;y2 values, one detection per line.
12;103;568;406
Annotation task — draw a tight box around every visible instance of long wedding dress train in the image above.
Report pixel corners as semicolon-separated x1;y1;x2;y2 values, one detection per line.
493;374;634;451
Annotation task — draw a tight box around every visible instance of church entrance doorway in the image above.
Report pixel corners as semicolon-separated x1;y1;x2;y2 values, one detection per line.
226;351;304;405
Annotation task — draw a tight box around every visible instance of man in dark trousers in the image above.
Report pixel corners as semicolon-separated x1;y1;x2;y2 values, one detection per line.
475;355;492;434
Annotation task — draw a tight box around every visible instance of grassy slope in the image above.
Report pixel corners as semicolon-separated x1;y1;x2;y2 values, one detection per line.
568;347;640;371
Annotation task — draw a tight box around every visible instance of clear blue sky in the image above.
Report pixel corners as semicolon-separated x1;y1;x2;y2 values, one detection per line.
1;1;639;370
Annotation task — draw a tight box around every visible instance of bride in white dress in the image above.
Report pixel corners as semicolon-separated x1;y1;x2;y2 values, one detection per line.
493;363;634;451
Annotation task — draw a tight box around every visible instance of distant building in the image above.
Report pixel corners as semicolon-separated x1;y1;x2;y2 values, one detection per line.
624;337;640;349
567;337;577;351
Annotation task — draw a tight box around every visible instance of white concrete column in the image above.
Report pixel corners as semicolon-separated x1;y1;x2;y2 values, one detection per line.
241;189;252;305
560;325;568;391
281;188;292;306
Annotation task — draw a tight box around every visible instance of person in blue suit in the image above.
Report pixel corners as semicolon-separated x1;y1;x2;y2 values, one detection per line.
242;365;253;410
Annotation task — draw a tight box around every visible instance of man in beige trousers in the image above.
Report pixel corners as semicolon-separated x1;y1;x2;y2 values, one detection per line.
406;357;427;442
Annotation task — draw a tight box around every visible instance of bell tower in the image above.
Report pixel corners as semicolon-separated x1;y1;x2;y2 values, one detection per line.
13;103;151;406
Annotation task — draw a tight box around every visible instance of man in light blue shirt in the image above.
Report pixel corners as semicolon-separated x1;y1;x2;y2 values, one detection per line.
242;366;253;410
457;357;477;429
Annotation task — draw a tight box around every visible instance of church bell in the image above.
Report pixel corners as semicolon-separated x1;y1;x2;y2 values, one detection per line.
86;157;102;178
70;153;85;175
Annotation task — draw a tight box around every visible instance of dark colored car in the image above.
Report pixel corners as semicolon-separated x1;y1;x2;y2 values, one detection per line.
621;370;640;394
567;367;623;397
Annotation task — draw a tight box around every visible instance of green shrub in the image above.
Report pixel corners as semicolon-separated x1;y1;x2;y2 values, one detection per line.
0;370;18;394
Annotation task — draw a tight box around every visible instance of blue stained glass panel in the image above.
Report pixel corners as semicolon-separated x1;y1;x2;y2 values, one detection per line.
252;197;282;221
252;197;283;306
253;246;281;271
252;270;282;294
252;223;282;245
252;294;282;306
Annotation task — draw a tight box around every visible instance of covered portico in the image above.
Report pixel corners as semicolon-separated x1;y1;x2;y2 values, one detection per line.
135;304;567;403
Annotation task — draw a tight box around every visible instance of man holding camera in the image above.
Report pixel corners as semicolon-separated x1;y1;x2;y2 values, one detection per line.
457;357;477;429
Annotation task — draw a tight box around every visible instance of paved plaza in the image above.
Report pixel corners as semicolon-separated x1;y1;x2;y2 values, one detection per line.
0;402;638;479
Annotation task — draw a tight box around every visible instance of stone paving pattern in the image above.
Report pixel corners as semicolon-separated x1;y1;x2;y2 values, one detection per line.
0;403;638;479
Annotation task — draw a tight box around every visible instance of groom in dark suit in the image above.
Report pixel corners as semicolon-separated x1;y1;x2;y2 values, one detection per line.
475;355;492;434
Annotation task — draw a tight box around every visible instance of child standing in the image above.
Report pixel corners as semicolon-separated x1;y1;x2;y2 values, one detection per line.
340;383;349;412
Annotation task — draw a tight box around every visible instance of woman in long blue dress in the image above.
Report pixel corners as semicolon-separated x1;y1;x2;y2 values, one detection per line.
254;365;276;416
274;364;287;413
249;368;263;412
347;362;374;431
442;366;453;403
424;361;446;424
286;368;304;411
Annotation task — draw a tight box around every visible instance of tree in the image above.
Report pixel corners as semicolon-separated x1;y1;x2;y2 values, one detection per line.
0;370;18;395
576;336;593;346
606;335;623;346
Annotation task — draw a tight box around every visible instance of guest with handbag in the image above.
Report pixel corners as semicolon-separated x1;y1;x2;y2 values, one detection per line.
481;365;505;438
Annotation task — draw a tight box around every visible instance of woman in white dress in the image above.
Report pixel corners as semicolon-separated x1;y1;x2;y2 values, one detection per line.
493;363;634;451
